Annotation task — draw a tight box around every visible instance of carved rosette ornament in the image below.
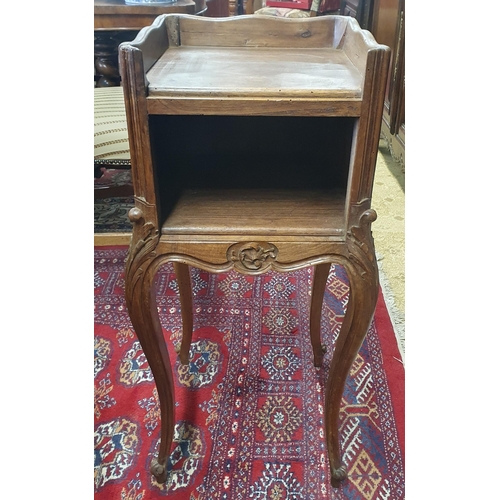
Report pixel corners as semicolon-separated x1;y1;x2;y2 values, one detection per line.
227;242;279;275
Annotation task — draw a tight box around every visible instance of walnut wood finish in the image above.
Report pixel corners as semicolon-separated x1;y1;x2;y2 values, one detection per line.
120;14;389;489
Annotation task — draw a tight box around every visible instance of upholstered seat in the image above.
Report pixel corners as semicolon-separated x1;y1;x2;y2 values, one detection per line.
254;6;310;17
94;87;131;178
250;0;339;18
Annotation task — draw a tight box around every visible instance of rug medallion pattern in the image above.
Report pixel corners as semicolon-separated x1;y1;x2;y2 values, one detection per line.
94;248;404;499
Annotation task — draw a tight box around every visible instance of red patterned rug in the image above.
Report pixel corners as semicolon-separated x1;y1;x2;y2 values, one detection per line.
94;246;405;499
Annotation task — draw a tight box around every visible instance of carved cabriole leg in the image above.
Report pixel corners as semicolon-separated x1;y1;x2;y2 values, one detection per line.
324;209;379;488
125;254;175;483
173;262;193;366
125;209;174;484
310;263;330;367
143;260;176;483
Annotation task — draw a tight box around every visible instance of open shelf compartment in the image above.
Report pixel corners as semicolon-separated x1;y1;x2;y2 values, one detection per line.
150;114;355;238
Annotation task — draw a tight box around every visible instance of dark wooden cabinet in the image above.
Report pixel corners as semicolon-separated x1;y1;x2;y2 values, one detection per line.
371;0;405;168
340;0;373;29
340;0;405;169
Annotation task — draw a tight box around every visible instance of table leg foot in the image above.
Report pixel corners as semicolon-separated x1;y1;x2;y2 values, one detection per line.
150;458;168;483
331;465;347;488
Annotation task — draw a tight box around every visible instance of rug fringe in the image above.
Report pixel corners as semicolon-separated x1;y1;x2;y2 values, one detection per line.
376;252;405;365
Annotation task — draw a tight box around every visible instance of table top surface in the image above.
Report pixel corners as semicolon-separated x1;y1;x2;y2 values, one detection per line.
147;46;363;99
120;15;386;116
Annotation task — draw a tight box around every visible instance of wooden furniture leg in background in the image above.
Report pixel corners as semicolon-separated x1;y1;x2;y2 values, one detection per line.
173;262;193;366
95;30;140;87
94;31;121;87
310;263;330;367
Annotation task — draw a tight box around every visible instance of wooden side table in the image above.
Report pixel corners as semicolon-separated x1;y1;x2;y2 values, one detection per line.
120;14;389;488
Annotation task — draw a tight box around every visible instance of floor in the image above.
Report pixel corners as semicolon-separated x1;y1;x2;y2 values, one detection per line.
371;143;405;361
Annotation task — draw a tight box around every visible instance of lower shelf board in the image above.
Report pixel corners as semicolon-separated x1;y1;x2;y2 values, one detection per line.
161;189;346;237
